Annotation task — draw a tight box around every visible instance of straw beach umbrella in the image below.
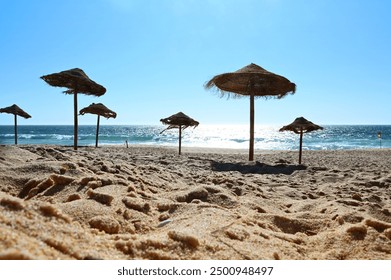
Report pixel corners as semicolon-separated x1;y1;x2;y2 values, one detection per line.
41;68;106;150
79;103;117;147
205;63;296;161
0;104;31;144
279;117;323;164
160;112;199;155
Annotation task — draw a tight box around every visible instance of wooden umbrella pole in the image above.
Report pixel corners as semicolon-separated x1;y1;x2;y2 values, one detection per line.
95;115;100;148
249;94;255;161
299;128;303;164
178;125;182;155
14;114;17;145
74;92;78;150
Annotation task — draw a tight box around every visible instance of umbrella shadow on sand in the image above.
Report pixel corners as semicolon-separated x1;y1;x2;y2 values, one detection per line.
210;160;306;175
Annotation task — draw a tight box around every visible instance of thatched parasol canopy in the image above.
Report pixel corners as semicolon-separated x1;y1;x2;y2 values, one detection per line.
160;112;199;130
160;112;199;155
279;117;323;164
41;68;106;150
79;103;117;147
0;104;31;119
0;104;31;144
40;68;106;96
279;117;323;134
80;103;117;119
205;63;296;161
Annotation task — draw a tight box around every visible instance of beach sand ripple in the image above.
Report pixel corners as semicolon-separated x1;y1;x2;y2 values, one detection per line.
1;145;390;259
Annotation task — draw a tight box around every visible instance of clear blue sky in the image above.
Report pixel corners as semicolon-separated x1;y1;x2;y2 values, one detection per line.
1;0;390;126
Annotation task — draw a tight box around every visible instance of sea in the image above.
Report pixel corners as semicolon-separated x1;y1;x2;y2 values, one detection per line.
0;125;390;150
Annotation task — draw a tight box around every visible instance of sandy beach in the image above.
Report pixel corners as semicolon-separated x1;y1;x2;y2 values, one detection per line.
0;145;390;260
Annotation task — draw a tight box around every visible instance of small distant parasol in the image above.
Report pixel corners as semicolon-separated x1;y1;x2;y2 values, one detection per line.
0;104;31;144
79;103;117;147
160;112;199;155
41;68;106;150
279;117;323;164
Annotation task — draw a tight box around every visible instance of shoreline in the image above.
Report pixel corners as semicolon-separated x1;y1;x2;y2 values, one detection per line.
5;143;391;153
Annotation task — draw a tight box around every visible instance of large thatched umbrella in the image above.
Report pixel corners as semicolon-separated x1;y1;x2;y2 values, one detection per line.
79;103;117;147
41;68;106;150
279;117;323;164
205;63;296;161
0;104;31;144
160;112;199;155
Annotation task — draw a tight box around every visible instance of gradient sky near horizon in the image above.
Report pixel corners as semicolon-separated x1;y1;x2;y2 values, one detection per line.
1;0;390;126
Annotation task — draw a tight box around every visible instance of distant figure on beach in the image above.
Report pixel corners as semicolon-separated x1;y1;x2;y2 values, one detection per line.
125;140;128;148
